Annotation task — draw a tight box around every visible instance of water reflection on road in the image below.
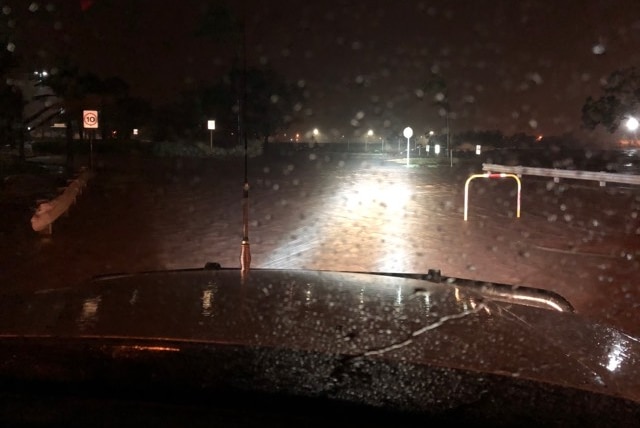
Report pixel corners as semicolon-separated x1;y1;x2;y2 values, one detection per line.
2;151;640;337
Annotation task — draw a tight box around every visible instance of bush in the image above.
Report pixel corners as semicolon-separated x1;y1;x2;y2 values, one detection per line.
32;138;264;159
152;141;206;157
32;139;152;156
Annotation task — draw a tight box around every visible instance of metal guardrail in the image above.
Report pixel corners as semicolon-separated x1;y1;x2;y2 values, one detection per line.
31;167;93;234
482;163;640;186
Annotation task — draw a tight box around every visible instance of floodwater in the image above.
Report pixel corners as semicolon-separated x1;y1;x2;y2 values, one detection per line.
2;148;640;336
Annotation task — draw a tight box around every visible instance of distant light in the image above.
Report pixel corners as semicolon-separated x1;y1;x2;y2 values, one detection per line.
626;117;639;132
428;130;434;136
133;128;138;135
435;144;441;155
475;145;481;155
367;129;373;136
207;120;215;130
536;135;543;142
403;127;413;139
592;43;606;55
313;128;319;136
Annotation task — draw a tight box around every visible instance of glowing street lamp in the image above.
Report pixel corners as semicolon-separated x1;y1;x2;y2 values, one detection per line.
207;119;215;150
366;129;373;151
403;126;413;166
626;117;639;145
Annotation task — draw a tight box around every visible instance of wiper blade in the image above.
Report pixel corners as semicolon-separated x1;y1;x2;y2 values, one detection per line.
349;269;575;313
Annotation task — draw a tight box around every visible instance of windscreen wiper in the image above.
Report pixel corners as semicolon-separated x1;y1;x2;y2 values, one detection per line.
348;269;575;313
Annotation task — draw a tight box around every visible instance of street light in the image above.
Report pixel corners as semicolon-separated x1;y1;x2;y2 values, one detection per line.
207;120;215;151
626;117;639;145
425;131;434;157
403;126;413;167
366;129;373;152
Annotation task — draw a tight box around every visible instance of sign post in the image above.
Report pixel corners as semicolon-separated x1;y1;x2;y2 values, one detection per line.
403;126;413;167
83;110;99;169
207;120;216;151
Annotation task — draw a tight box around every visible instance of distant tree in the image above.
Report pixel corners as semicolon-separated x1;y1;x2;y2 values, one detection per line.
195;3;305;151
111;96;152;140
455;129;505;147
97;76;130;140
37;61;105;166
0;83;24;156
150;91;205;142
195;1;243;141
202;66;302;150
581;67;640;132
505;132;536;149
242;67;302;151
37;59;143;162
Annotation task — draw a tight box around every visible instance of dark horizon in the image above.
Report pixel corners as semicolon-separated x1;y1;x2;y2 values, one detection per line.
6;0;640;142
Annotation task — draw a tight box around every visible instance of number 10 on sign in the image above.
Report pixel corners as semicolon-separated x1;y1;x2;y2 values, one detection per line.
83;110;99;129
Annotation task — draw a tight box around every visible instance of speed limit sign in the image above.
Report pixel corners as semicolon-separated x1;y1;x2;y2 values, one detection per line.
83;110;99;129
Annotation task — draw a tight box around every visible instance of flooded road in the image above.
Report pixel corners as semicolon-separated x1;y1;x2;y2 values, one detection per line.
2;149;640;336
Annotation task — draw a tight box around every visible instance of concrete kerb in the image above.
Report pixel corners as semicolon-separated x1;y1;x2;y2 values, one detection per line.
30;166;93;234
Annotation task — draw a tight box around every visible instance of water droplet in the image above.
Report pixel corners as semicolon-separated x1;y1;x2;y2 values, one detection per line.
592;43;606;55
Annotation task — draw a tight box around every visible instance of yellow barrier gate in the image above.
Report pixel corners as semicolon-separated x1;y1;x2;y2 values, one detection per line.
464;173;521;221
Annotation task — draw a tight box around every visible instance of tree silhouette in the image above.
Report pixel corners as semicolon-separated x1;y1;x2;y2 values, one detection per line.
582;67;640;133
202;66;302;150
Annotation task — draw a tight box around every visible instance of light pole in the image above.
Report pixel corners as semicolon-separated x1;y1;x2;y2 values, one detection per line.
366;129;373;152
312;128;319;145
626;116;638;145
207;120;215;151
426;130;434;157
403;126;413;167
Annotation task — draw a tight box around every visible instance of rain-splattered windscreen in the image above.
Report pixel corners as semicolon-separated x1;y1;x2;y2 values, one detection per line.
2;0;640;360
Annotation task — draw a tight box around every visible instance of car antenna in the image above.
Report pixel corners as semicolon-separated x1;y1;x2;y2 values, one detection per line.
239;17;251;274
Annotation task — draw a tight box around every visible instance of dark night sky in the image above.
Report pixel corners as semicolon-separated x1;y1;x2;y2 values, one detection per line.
7;0;640;141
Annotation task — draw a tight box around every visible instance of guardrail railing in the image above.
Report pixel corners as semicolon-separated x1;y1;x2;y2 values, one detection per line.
31;167;93;234
482;163;640;186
